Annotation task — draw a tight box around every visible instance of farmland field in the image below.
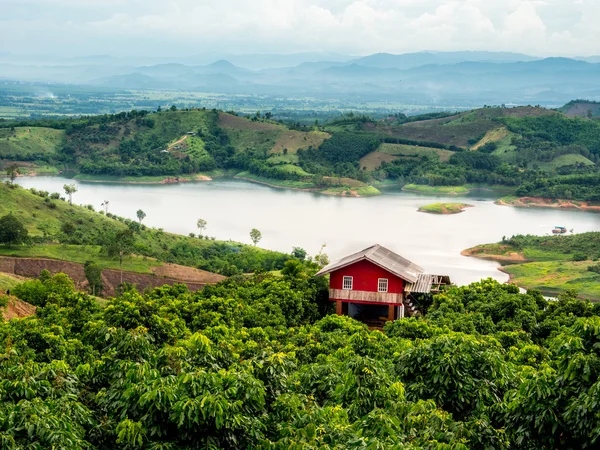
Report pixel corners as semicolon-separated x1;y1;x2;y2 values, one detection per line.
360;143;454;170
532;154;595;171
270;130;329;154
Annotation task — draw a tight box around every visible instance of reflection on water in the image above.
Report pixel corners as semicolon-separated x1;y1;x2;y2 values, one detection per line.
13;177;600;286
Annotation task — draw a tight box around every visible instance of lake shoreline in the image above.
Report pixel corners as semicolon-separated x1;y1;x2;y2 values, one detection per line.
461;245;600;302
496;196;600;212
73;174;213;185
460;247;527;263
13;172;381;197
233;175;381;197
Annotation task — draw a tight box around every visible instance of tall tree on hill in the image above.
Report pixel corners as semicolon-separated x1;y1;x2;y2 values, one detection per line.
104;229;135;285
197;218;207;236
0;214;28;246
250;228;262;246
63;184;77;205
84;260;103;296
136;209;146;224
5;164;18;185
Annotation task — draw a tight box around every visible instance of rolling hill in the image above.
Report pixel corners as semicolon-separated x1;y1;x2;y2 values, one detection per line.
3;102;600;201
0;182;292;277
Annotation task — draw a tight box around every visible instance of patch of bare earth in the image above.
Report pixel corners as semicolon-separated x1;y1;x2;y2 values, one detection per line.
497;197;600;211
150;264;226;284
270;130;329;154
461;247;526;262
359;151;398;170
2;296;36;320
403;113;464;126
218;112;283;131
500;107;558;118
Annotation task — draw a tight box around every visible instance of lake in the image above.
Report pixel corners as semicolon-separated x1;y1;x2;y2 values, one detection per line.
13;177;600;286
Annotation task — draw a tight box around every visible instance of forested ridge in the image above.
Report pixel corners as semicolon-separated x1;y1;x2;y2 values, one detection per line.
3;103;600;199
1;270;600;448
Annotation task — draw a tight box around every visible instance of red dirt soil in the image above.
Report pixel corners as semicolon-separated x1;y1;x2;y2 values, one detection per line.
0;257;226;297
2;296;36;320
496;197;600;212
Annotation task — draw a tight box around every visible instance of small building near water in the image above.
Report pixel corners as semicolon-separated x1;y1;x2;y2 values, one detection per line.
316;244;451;327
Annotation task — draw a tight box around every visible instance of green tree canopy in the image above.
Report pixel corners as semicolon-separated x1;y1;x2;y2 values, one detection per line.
0;214;28;246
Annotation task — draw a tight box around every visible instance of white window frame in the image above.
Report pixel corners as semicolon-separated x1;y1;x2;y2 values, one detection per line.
342;276;353;290
378;278;389;293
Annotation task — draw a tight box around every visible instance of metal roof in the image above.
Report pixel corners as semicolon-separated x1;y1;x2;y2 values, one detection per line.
315;244;424;283
405;274;452;294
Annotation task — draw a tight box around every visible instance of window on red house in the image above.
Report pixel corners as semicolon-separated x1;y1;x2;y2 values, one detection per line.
343;276;353;290
378;278;388;292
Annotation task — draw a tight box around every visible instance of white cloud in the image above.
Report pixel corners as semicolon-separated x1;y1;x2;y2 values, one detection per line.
1;0;599;56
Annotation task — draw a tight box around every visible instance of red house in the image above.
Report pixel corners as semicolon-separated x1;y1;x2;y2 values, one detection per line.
316;244;450;326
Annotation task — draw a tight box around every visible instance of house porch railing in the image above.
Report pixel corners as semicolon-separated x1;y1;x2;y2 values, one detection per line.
329;289;403;304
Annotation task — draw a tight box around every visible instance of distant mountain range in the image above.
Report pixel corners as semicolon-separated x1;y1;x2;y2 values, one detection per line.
1;51;600;106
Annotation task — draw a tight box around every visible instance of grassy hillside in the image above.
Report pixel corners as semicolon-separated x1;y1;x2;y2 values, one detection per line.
0;183;292;276
3;104;600;201
270;130;330;154
0;273;22;291
532;154;595;171
560;100;600;118
360;143;454;170
463;233;600;300
0;127;64;158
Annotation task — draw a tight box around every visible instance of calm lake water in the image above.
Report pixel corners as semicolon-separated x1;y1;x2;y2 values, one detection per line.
12;177;600;286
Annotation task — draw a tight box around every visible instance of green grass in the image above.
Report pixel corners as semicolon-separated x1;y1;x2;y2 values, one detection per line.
465;184;515;194
383;118;497;148
0;182;287;276
177;135;209;159
321;186;381;197
73;173;214;183
402;184;470;195
0;127;64;158
272;164;311;177
0;183;114;237
418;203;472;214
0;273;23;291
224;129;281;153
503;261;600;300
17;165;60;176
465;232;600;300
378;143;454;161
531;154;595;171
360;143;455;171
235;172;316;189
267;154;300;165
0;244;160;273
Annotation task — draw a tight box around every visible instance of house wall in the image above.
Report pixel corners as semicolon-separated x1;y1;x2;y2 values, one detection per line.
330;259;404;294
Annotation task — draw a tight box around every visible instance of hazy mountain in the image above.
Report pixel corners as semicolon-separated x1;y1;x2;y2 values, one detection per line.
196;60;251;76
222;52;353;70
573;56;600;63
353;51;537;70
4;51;600;106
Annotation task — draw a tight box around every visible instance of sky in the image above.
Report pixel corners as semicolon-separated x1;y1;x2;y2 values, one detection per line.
1;0;599;58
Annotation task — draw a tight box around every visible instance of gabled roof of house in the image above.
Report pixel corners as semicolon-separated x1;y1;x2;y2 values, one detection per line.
315;244;424;283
